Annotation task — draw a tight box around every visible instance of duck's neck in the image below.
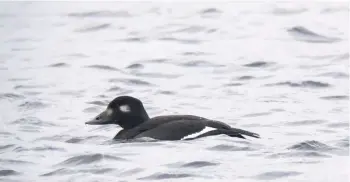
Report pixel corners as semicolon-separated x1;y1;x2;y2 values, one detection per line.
118;110;150;129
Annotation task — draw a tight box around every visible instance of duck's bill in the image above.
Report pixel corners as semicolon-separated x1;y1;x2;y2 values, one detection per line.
85;109;114;125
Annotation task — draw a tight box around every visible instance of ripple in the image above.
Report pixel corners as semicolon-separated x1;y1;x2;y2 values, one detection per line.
288;140;334;151
132;72;180;79
11;145;65;153
56;154;127;166
158;37;202;44
155;90;175;95
179;60;223;67
86;100;108;106
243;61;272;68
0;159;34;165
68;11;131;18
22;91;41;96
321;7;349;13
0;169;20;176
65;136;109;144
11;117;57;127
182;51;210;56
265;80;330;88
272;7;307;15
35;134;71;142
183;84;202;89
41;168;75;176
6;37;34;43
286;119;327;126
76;23;111;33
200;8;222;14
336;137;349;148
0;93;24;100
109;78;154;86
13;146;29;152
255;171;302;180
14;84;49;90
118;37;147;42
141;58;168;63
199;8;222;18
32;146;66;152
107;86;122;92
118;168;144;177
320;95;348;100
168;161;218;168
237;76;255;80
19;101;48;110
207;144;255;151
138;173;196;180
12;47;35;52
268;151;331;158
58;90;84;97
63;53;88;58
106;87;131;95
318;72;348;78
85;64;120;71
8;78;31;82
287;26;340;43
242;112;270;118
126;63;144;69
48;62;69;68
83;106;99;113
174;25;207;33
327;122;349;128
333;52;349;61
0;144;15;151
41;167;115;176
224;83;244;87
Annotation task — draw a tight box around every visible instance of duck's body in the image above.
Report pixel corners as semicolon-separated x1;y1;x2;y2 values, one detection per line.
86;96;260;141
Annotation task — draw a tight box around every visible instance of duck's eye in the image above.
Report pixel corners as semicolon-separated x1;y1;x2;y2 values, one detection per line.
119;105;130;113
96;116;100;120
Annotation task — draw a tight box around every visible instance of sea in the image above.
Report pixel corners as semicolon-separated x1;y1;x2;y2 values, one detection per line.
0;2;349;182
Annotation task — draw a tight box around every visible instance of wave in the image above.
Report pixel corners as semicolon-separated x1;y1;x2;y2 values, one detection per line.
265;80;330;88
108;78;154;86
84;64;120;71
41;167;115;176
56;154;127;166
0;169;20;176
243;61;273;68
48;63;69;68
287;26;340;43
68;11;131;18
255;171;302;180
75;23;111;33
138;172;197;180
288;140;335;151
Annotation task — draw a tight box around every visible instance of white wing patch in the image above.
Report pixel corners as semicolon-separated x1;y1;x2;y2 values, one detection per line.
119;104;131;113
182;126;216;140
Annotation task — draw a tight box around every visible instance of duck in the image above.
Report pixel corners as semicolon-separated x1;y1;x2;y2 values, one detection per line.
85;96;260;141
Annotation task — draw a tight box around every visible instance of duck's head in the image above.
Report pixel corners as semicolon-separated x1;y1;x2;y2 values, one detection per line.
85;96;149;129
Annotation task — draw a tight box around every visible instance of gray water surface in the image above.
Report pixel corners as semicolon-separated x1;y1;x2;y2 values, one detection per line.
0;2;349;182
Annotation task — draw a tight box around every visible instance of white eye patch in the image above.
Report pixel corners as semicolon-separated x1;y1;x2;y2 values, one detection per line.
106;108;113;116
119;104;131;113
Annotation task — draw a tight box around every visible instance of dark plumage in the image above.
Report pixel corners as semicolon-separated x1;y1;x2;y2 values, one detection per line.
85;96;260;141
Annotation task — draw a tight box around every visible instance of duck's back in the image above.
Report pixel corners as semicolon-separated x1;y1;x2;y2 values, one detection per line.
114;115;259;140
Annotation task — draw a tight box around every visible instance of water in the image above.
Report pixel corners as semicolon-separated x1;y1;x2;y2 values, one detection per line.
0;2;349;182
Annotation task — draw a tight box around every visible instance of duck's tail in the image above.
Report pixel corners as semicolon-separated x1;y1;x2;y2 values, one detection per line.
203;120;260;139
